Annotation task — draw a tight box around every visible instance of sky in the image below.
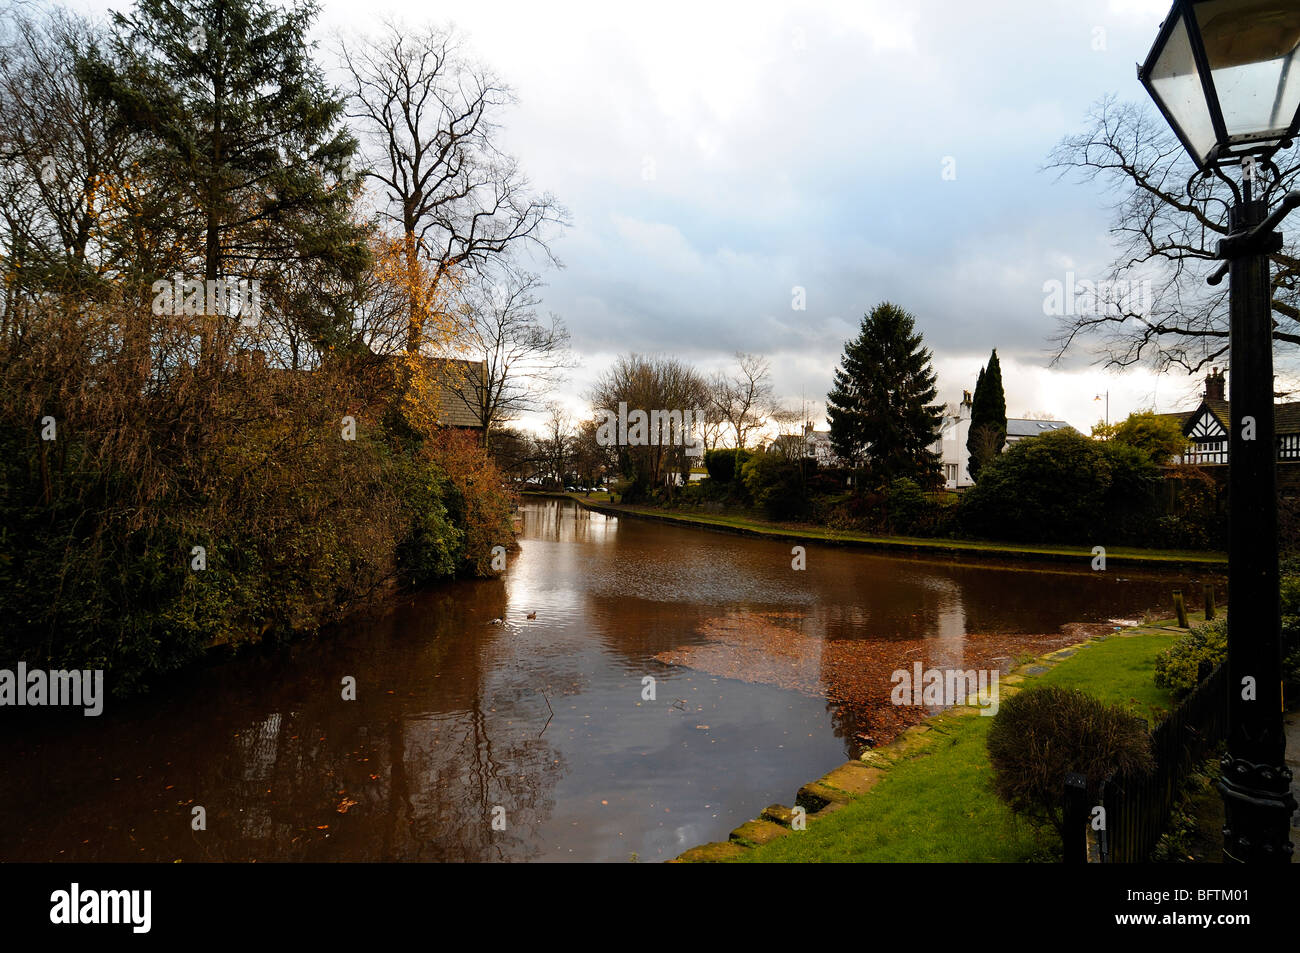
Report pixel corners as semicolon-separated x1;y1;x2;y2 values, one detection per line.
68;0;1230;433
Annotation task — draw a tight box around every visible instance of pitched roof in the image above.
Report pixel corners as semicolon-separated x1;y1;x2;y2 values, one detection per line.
1006;418;1071;438
428;358;485;428
1162;396;1300;438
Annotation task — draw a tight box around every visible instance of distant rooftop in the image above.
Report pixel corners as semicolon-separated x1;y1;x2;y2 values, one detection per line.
1006;418;1071;438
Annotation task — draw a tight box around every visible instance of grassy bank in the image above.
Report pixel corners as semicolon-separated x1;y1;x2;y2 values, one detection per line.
562;495;1226;570
717;624;1191;863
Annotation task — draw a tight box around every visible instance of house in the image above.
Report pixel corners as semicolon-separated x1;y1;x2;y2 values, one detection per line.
938;391;1072;489
758;428;842;465
1158;367;1300;466
803;428;840;466
938;392;972;488
235;348;486;434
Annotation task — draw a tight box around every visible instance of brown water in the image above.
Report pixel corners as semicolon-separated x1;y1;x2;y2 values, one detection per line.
0;499;1217;862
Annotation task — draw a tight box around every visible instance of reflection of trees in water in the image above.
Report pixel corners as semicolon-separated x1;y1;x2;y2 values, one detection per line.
522;498;616;545
197;593;568;861
395;681;563;861
209;692;563;861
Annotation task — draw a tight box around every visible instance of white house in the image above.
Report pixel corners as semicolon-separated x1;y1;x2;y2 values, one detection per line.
937;391;1072;489
938;392;973;489
804;428;839;466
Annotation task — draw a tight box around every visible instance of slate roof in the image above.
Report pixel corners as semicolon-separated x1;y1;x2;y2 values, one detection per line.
1006;418;1072;438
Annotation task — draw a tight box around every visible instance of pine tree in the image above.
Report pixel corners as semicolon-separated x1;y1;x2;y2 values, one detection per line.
827;302;944;486
967;347;1007;480
81;0;369;353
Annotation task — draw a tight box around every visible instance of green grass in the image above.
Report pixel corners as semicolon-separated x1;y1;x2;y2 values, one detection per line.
1031;632;1178;725
574;498;1226;568
733;712;1055;862
729;629;1181;863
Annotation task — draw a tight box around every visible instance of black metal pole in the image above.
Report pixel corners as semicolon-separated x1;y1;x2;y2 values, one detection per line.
1218;195;1297;863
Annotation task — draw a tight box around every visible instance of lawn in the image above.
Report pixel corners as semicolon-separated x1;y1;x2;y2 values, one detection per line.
727;629;1182;863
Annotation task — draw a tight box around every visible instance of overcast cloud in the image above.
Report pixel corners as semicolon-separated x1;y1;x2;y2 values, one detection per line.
74;0;1213;430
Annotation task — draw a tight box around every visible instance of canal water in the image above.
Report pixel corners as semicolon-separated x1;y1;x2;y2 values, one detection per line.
0;499;1217;862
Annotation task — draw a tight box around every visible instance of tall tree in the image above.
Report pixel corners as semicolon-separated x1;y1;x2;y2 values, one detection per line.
81;0;369;359
340;22;567;353
709;352;775;450
826;302;943;486
967;347;1007;481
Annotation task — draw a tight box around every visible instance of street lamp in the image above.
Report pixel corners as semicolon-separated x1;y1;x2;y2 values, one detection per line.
1140;0;1300;863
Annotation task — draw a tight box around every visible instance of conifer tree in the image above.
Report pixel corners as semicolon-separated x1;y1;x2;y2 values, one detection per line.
827;302;943;486
82;0;369;354
967;347;1007;480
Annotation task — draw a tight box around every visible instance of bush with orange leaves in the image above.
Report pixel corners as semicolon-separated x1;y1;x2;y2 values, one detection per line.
0;285;514;694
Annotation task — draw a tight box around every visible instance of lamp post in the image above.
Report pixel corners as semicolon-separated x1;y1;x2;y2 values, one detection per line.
1139;0;1300;863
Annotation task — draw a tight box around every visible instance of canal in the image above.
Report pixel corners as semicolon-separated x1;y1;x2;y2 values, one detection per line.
0;498;1217;862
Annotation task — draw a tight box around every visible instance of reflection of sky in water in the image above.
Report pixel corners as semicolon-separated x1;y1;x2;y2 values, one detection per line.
0;499;1209;862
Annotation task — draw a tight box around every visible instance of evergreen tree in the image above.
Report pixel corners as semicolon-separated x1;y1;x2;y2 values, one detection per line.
967;347;1007;480
827;302;944;486
81;0;369;353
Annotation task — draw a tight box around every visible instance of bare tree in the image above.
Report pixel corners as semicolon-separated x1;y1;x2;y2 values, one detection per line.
538;402;573;489
764;405;807;461
588;354;709;492
710;352;776;449
440;265;575;446
340;22;568;353
1045;96;1300;375
0;8;153;298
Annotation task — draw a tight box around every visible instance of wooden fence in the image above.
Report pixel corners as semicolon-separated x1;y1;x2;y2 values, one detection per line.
1095;662;1227;862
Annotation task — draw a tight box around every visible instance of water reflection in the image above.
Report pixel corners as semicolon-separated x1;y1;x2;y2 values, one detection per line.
0;499;1216;862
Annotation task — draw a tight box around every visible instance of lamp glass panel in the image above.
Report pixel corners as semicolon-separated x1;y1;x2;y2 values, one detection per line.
1148;10;1220;162
1195;0;1300;139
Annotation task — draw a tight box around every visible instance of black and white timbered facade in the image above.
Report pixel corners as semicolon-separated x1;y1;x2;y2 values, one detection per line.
1161;368;1300;466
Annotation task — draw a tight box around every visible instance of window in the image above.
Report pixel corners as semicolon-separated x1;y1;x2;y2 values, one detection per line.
1185;439;1227;464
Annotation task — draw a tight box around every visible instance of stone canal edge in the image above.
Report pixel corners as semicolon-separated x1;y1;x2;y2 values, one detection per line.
669;633;1136;863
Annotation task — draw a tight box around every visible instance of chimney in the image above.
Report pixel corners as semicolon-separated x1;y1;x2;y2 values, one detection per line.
961;389;972;407
1205;367;1225;402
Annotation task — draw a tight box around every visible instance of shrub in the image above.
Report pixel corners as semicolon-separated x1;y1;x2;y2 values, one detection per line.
960;429;1109;542
1274;575;1300;691
883;477;926;532
881;477;956;535
987;686;1154;838
704;447;751;483
823;489;886;532
740;452;806;520
1110;410;1190;464
611;473;650;504
1154;619;1227;701
959;428;1161;545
